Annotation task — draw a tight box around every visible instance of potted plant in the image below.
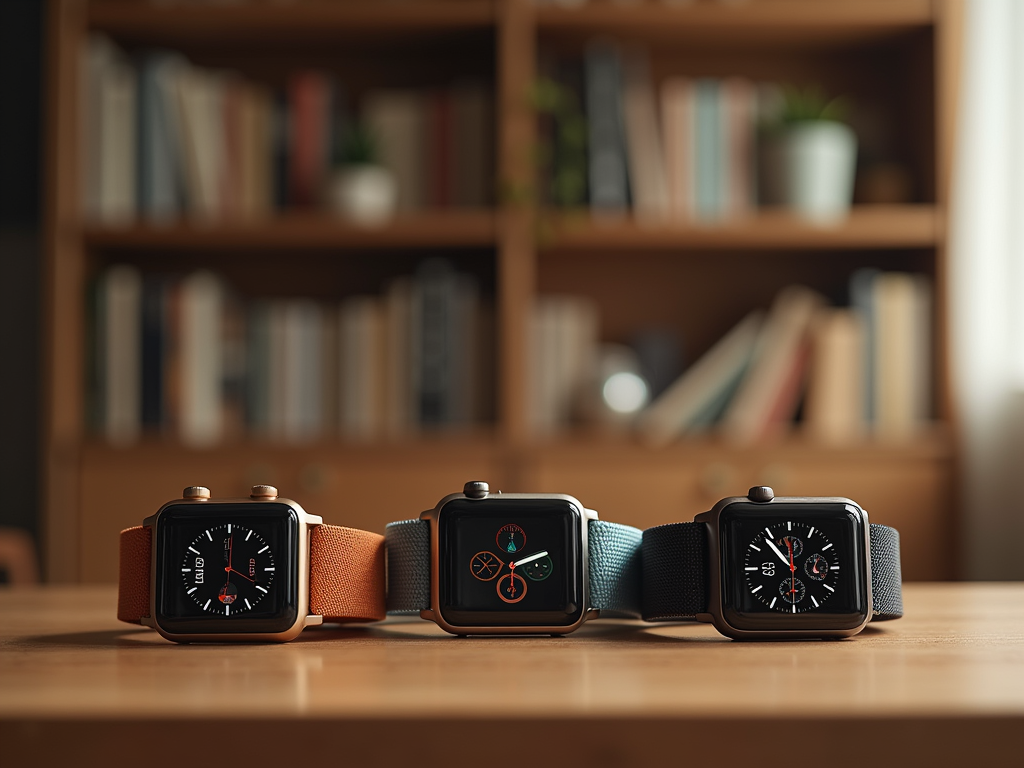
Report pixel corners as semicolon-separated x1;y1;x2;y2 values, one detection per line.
762;85;857;223
327;123;397;225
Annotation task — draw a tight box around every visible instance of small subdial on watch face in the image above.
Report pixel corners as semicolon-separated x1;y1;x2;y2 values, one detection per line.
496;572;528;603
496;523;526;555
181;524;275;616
780;577;806;604
521;555;553;581
743;521;839;613
804;553;830;581
469;551;504;581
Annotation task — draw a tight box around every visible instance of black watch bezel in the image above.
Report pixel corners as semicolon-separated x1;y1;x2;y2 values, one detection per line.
422;491;593;635
695;495;872;640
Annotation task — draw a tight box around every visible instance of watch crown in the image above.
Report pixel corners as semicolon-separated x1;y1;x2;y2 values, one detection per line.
748;486;774;503
250;485;279;500
183;486;211;500
463;481;489;499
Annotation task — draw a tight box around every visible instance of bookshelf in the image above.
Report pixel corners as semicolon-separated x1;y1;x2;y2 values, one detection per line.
44;0;963;584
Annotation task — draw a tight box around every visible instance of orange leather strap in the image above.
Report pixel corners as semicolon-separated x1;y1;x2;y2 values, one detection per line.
117;523;385;625
118;526;152;624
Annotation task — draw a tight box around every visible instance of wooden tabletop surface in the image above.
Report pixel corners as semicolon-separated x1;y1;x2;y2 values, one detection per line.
2;583;1022;767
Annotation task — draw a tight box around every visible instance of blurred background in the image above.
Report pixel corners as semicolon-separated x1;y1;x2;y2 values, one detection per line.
1;0;1021;586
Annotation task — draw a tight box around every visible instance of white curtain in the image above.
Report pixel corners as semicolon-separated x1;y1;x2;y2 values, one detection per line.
951;0;1024;579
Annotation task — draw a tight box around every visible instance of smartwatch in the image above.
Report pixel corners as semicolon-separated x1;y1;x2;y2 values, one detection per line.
385;481;642;636
117;484;386;642
642;486;903;639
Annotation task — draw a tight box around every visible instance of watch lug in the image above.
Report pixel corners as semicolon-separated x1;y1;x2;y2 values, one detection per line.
694;511;712;524
420;609;436;622
695;612;714;624
305;514;323;526
304;614;324;627
140;615;155;628
585;609;600;621
584;508;599;521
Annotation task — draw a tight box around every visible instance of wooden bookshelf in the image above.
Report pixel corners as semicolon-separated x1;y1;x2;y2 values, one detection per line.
44;0;964;585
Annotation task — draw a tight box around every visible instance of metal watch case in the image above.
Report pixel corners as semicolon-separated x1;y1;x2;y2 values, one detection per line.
694;493;873;640
141;491;324;643
419;485;600;636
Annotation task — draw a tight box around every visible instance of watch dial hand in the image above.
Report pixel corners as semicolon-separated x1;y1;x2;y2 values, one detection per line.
765;538;790;567
512;550;549;568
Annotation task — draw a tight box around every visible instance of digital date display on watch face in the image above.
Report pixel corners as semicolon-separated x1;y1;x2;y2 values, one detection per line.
438;498;584;628
720;502;869;632
155;503;300;634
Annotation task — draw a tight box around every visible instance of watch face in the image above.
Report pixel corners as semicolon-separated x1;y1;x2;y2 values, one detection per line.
437;497;585;628
719;502;869;632
155;503;300;634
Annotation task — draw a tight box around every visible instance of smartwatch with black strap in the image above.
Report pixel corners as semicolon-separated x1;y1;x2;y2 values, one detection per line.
642;486;903;639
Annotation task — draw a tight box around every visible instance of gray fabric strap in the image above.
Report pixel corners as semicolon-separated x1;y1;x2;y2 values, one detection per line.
384;517;643;617
869;523;903;620
641;520;904;623
384;519;430;614
587;519;643;618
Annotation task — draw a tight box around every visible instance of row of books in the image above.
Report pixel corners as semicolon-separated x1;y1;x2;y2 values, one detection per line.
544;43;782;220
638;272;932;445
90;261;493;446
82;34;494;224
527;272;932;443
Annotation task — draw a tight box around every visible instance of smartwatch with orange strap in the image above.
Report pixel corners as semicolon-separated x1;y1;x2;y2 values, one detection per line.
117;484;385;642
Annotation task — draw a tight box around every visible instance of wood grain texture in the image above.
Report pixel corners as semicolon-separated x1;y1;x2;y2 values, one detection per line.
0;584;1021;767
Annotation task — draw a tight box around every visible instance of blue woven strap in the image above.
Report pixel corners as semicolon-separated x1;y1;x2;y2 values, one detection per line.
587;520;642;618
384;517;642;617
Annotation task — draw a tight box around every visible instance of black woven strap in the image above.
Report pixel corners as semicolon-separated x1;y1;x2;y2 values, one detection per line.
641;520;904;622
384;519;431;614
869;524;903;620
384;518;643;617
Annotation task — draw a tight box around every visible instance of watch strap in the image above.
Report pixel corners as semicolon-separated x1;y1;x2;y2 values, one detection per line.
641;522;708;621
869;524;903;620
640;520;904;622
383;517;643;617
384;519;431;614
117;525;153;624
116;522;386;625
587;520;643;618
308;524;386;623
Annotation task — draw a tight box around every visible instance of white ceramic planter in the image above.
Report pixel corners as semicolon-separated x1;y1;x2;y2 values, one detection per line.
328;165;397;225
776;121;857;223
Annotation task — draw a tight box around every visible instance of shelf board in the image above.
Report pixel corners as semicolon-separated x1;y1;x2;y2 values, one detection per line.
539;205;941;252
87;0;496;45
81;210;498;251
536;0;934;45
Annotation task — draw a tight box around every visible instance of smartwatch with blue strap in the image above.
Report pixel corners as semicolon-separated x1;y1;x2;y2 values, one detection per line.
385;481;642;635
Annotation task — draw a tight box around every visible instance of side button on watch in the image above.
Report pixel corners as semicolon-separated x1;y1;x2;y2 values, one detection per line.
117;485;386;642
642;486;903;640
385;481;643;636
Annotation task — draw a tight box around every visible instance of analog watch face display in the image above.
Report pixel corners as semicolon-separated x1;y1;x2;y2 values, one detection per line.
438;497;584;628
720;502;869;632
155;503;299;634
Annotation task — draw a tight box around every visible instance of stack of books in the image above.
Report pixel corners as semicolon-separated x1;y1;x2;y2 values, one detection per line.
89;260;493;446
81;35;494;224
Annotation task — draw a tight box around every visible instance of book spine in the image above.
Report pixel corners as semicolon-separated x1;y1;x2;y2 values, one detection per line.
585;41;629;214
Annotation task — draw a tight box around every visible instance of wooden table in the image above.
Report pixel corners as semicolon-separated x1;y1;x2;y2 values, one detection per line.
2;584;1022;767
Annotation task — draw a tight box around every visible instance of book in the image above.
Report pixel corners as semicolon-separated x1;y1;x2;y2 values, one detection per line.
363;90;425;212
178;271;224;447
174;64;224;219
661;77;695;220
637;311;763;446
803;308;867;443
140;275;166;428
451;83;493;208
101;265;142;444
288;70;331;208
874;272;931;439
383;276;413;437
585;41;630;215
721;78;756;218
137;53;185;221
339;296;384;439
720;286;824;444
426;89;453;207
693;79;722;221
622;51;669;220
849;268;879;424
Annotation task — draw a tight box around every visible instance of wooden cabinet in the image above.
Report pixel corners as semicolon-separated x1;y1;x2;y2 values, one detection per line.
44;0;963;583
